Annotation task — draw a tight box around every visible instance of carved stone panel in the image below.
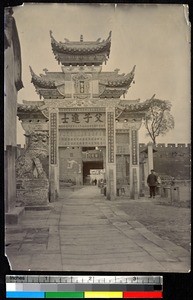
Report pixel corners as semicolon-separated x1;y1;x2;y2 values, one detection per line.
106;111;115;163
72;72;91;99
59;129;106;147
59;107;106;129
49;112;58;165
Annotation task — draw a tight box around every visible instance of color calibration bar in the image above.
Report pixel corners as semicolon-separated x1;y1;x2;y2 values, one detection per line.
6;275;163;298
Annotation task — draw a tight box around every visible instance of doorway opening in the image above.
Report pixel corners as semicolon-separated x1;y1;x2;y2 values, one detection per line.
83;161;103;185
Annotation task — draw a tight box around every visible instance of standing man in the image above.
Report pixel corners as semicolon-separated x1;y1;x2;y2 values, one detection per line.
147;169;157;198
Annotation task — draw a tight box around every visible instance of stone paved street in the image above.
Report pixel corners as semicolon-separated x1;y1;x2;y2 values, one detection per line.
5;186;191;272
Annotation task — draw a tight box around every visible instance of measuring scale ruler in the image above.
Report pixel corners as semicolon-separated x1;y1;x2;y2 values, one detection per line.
6;275;163;298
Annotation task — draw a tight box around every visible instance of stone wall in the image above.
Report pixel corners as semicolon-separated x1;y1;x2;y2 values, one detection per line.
139;143;191;180
116;155;129;185
59;147;82;184
4;46;18;147
4;9;23;221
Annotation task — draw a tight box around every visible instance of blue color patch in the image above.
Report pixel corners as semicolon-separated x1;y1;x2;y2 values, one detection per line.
6;291;45;298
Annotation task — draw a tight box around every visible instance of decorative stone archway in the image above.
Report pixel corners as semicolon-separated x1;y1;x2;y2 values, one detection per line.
17;32;150;203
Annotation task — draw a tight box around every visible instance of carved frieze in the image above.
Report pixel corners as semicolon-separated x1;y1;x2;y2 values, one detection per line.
62;65;102;73
21;121;49;133
59;129;106;147
38;98;120;109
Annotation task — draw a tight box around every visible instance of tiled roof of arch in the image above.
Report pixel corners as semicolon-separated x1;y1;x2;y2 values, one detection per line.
122;101;151;111
99;66;135;88
29;66;56;89
98;66;135;98
50;31;112;55
17;103;43;112
115;99;151;119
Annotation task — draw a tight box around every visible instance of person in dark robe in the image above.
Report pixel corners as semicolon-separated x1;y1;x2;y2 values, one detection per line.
147;169;158;198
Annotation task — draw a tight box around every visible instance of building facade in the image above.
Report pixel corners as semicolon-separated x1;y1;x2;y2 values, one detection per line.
17;31;151;201
4;8;23;222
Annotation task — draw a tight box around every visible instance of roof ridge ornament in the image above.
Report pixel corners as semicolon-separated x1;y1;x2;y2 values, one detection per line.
131;65;136;74
108;31;112;40
29;65;35;76
80;34;83;42
49;30;58;44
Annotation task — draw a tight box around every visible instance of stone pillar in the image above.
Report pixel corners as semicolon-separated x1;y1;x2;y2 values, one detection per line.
144;158;149;187
129;129;140;199
49;109;59;202
106;108;116;200
143;143;154;188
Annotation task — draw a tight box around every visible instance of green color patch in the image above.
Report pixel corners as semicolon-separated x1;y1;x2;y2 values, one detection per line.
45;291;84;298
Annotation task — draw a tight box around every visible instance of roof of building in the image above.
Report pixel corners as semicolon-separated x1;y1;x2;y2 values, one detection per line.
50;31;112;65
29;66;56;88
99;66;135;87
17;103;43;112
29;65;135;99
115;99;151;119
17;99;150;117
4;8;23;91
98;66;135;98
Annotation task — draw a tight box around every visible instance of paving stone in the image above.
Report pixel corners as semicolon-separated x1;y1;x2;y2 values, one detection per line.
5;186;190;272
159;261;191;272
30;254;62;271
6;254;32;270
20;243;47;252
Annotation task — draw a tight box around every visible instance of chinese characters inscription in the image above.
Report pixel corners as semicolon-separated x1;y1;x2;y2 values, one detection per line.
107;112;115;163
131;130;138;165
50;112;57;165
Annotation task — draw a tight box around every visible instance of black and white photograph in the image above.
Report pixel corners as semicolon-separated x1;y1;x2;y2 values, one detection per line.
4;3;191;273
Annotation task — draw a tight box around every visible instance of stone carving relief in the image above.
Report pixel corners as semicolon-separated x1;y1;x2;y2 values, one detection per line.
62;65;102;73
72;73;91;99
40;107;49;119
16;132;49;179
55;81;65;96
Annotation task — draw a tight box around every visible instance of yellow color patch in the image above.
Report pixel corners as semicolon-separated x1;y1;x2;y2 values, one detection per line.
84;291;123;298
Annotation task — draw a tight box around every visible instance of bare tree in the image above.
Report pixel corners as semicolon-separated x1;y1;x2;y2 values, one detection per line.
144;95;175;144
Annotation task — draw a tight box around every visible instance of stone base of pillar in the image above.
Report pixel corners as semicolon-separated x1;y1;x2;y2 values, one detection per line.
49;183;58;202
5;207;25;225
49;166;59;202
16;179;49;206
25;205;52;211
130;168;139;199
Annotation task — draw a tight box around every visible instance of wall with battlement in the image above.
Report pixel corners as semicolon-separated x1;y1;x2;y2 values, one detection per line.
139;143;191;149
139;143;191;180
17;143;191;183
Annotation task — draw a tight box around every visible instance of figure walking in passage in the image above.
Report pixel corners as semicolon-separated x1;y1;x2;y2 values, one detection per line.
147;169;157;198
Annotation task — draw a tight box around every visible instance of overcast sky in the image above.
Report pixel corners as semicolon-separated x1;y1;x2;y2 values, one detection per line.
13;3;191;145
